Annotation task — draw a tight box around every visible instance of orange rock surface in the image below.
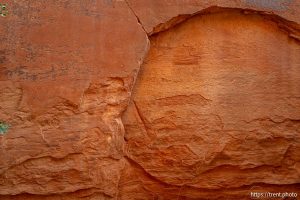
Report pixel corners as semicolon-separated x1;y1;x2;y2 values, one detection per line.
0;0;300;199
122;8;300;199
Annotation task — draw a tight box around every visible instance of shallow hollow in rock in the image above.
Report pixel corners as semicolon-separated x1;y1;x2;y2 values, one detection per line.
122;8;300;190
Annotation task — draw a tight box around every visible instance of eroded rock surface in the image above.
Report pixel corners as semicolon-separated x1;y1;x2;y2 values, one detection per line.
122;8;300;199
126;0;300;34
0;0;147;199
0;0;300;200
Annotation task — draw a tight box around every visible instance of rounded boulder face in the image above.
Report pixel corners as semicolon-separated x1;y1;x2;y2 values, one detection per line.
123;8;300;191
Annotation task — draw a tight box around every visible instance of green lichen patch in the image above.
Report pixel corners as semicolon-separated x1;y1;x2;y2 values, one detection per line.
0;3;8;17
0;121;9;134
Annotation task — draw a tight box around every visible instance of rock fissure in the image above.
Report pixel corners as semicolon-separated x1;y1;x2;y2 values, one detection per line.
124;0;148;35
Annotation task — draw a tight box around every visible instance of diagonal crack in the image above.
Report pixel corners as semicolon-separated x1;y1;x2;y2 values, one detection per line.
132;100;152;139
124;0;148;35
124;155;180;188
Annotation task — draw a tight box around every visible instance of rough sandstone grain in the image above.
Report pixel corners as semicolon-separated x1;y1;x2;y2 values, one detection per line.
0;0;300;199
0;0;148;198
122;10;300;199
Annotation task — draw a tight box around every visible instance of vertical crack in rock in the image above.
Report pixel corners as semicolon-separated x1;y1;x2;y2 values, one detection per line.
124;0;148;35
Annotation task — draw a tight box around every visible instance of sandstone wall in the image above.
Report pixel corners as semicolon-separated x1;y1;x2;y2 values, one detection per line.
0;0;300;199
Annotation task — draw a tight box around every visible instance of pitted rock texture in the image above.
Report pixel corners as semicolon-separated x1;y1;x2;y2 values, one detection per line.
0;0;147;198
0;0;300;200
122;8;300;199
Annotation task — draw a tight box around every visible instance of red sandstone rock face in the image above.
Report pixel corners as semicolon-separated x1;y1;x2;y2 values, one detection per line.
122;9;300;198
0;1;300;200
126;0;300;34
0;0;148;198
